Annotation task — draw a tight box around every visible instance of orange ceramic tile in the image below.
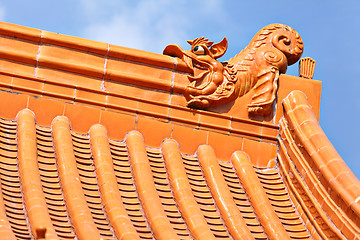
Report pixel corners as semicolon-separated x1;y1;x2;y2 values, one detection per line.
161;139;215;240
172;124;208;155
0;74;13;88
0;35;39;65
276;75;321;123
208;131;243;162
292;107;317;129
126;131;179;240
0;187;16;239
283;90;360;220
104;81;140;100
106;57;172;82
242;138;260;166
261;125;279;139
106;95;138;114
28;96;65;126
230;119;262;136
0;58;35;77
11;76;43;94
0;22;41;42
89;125;140;240
197;145;254;240
100;110;136;141
199;113;231;133
38;44;105;78
257;141;278;167
172;72;191;88
37;67;103;91
170;92;188;107
267;159;277;168
316;144;338;162
168;106;200;126
296;120;323;140
42;82;75;101
138;101;169;120
41;31;108;55
136;116;172;148
0;91;28;119
64;103;101;133
339;221;356;240
109;44;176;70
277;145;346;239
173;60;193;74
326;159;353;181
52;116;102;239
75;89;107;107
105;80;170;103
16;109;58;239
280;117;360;238
105;68;172;93
307;133;331;154
231;151;290;240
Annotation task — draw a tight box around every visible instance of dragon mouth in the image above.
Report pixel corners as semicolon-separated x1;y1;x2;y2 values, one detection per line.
163;44;209;71
187;56;208;70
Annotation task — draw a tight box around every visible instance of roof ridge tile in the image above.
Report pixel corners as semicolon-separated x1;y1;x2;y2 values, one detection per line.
89;124;140;240
52;116;103;239
161;139;215;240
231;151;290;240
17;109;58;239
126;131;179;239
197;144;254;240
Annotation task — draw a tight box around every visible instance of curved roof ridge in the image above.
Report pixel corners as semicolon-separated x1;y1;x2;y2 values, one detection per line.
281;90;360;231
277;131;347;239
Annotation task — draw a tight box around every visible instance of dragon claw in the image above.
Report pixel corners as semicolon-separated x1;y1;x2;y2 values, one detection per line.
187;99;210;109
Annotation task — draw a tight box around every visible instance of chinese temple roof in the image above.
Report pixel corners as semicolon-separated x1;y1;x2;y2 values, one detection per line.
0;22;358;240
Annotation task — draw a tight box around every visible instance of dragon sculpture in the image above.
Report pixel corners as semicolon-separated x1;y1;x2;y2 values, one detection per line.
163;24;303;115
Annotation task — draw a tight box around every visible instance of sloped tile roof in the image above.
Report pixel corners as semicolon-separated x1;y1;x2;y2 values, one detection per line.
0;109;313;239
0;22;358;239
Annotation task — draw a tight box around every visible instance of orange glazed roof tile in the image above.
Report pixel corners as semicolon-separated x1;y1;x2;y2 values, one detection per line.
0;22;358;239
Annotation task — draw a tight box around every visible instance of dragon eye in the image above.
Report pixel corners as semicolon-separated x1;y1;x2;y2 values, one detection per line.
193;46;205;55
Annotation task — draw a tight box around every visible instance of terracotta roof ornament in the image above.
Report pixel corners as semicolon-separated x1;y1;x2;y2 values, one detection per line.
164;24;303;115
299;57;316;79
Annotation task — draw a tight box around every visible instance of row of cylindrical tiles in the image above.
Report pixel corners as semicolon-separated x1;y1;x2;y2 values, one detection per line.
283;91;360;221
279;117;359;239
0;109;306;239
278;121;345;239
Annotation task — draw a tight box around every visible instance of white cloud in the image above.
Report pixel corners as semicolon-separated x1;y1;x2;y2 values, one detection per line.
0;5;6;21
80;0;226;54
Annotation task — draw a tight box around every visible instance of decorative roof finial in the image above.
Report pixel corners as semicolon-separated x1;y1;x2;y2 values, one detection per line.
164;24;304;116
299;57;316;79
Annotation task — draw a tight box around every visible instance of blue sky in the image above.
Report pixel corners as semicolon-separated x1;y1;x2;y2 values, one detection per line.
0;0;359;176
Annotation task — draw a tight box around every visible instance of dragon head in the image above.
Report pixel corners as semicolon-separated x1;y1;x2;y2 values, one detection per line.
163;37;228;72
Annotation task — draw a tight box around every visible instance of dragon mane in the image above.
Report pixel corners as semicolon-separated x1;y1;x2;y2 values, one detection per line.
225;24;304;98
